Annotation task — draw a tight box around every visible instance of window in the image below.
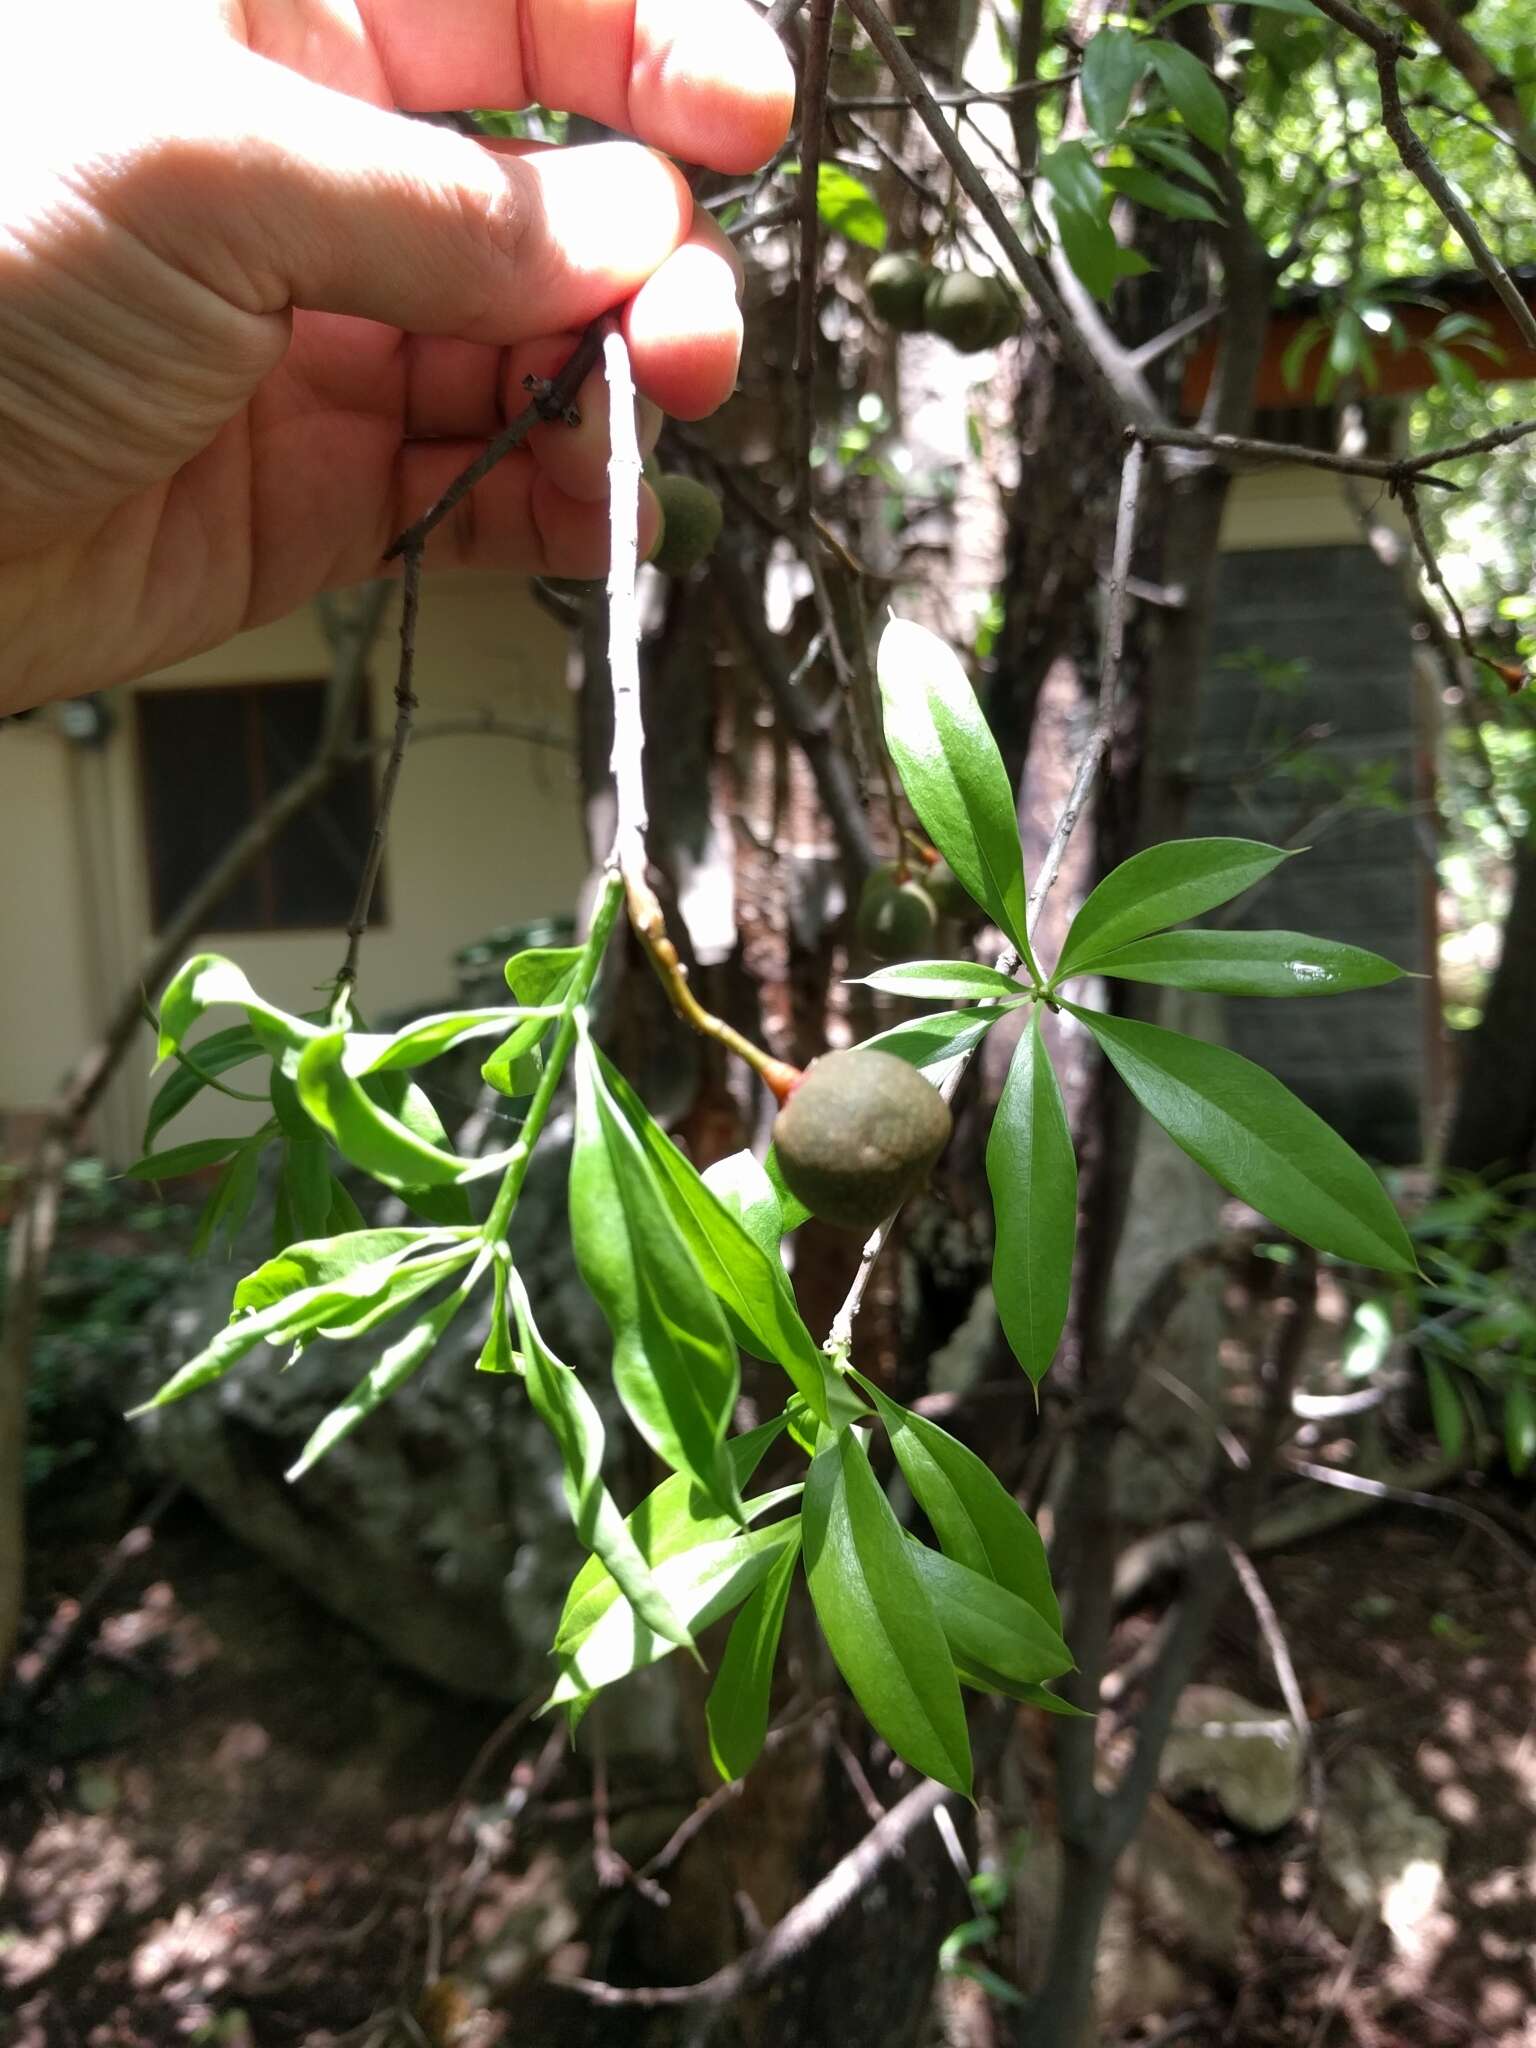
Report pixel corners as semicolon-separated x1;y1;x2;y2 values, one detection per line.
135;680;382;933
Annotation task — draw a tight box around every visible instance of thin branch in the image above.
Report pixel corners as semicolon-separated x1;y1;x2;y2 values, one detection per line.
836;0;1153;432
384;322;607;560
1400;414;1536;473
793;0;836;524
561;1777;953;2009
828;74;1077;114
1140;422;1454;490
1394;478;1486;678
337;547;420;995
1284;1456;1536;1573
826;439;1147;1354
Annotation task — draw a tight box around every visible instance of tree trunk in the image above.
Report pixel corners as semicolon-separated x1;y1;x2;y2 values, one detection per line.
1445;830;1536;1177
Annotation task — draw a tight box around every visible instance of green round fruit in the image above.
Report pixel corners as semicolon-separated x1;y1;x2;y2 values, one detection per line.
867;253;937;333
923;860;973;919
925;272;1021;354
652;475;724;576
773;1048;953;1232
857;869;938;962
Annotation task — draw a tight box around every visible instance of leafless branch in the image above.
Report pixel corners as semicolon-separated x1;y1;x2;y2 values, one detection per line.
793;0;836;525
560;1776;953;2009
337;547;421;995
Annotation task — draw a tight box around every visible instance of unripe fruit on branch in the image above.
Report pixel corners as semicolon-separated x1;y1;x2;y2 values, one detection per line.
856;863;938;961
651;475;723;577
925;272;1022;353
773;1049;953;1232
866;253;938;333
922;859;973;920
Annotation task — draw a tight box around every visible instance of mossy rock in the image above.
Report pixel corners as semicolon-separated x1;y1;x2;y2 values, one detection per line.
773;1049;953;1232
652;475;723;576
866;253;937;333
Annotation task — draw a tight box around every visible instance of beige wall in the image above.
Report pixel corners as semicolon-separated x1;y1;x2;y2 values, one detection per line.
0;574;587;1163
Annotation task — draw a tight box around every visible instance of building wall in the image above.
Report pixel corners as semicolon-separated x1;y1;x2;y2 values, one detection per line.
0;574;588;1162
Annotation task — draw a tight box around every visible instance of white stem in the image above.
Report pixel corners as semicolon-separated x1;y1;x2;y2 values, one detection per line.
603;325;647;880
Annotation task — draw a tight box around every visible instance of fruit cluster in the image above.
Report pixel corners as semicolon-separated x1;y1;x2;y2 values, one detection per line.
855;856;971;962
865;254;1022;353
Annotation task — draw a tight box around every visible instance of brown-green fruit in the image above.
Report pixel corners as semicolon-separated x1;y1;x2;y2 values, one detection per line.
773;1049;953;1232
652;474;724;576
866;253;937;333
925;272;1021;354
923;860;973;919
856;867;938;962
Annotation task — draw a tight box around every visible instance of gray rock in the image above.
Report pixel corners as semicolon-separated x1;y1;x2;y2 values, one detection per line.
1159;1683;1306;1834
1320;1747;1449;1957
131;1123;622;1702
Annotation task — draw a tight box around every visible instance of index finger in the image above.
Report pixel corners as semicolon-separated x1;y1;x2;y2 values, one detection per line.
354;0;796;173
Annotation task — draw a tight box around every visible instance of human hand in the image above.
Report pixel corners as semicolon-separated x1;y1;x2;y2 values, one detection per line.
0;0;794;709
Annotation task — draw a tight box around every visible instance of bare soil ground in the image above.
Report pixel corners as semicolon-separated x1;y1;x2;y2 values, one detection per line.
4;1470;1533;2047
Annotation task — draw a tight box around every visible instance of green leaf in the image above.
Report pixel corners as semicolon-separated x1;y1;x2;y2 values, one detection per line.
706;1533;801;1782
483;947;582;1094
953;1660;1091;1714
877;618;1036;978
986;1014;1077;1387
1503;1377;1535;1477
1128;130;1223;196
1040;140;1105;219
475;1258;520;1374
508;1268;696;1654
763;1146;813;1235
190;1132;271;1257
1424;1356;1467;1462
851;961;1030;1004
1069;1006;1418;1274
281;1137;332;1242
144;1025;265;1144
852;1374;1060;1632
362;1071;476;1225
907;1544;1073;1687
326;1177;367;1236
1053;197;1153;300
546;1520;800;1707
1085;929;1405;999
1143;41;1229;153
286;1269;481;1480
570;1031;742;1518
297;1031;469;1190
701;1150;785;1260
121;1136;247;1181
156;954;317;1066
802;1426;972;1796
1081;27;1148;140
595;1053;831;1419
860;1007;1006;1075
788;161;888;249
1054;838;1289;982
232;1228;463;1319
342;1008;539;1075
555;1418;789;1654
1101;163;1222;225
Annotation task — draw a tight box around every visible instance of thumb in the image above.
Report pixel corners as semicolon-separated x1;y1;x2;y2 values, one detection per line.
100;47;696;342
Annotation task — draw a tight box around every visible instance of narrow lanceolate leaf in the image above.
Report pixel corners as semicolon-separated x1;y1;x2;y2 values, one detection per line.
1143;39;1229;153
286;1271;480;1480
597;1052;829;1419
803;1427;972;1797
190;1133;270;1257
121;1136;247;1181
1423;1356;1467;1462
507;1269;694;1654
906;1545;1074;1688
706;1533;801;1783
555;1419;789;1655
702;1150;785;1262
986;1015;1077;1386
570;1033;742;1519
877;618;1037;980
155;954;317;1065
475;1257;519;1375
297;1031;469;1190
362;1071;475;1225
861;1008;1007;1077
1069;1005;1417;1274
1082;26;1150;140
1054;838;1289;983
852;1375;1060;1631
342;1009;539;1076
281;1137;333;1242
1503;1377;1535;1477
546;1522;800;1707
231;1228;461;1319
850;961;1030;1004
1082;929;1405;1000
144;1025;265;1145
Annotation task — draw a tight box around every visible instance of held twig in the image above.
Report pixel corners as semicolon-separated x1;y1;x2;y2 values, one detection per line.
826;439;1147;1353
337;546;421;996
